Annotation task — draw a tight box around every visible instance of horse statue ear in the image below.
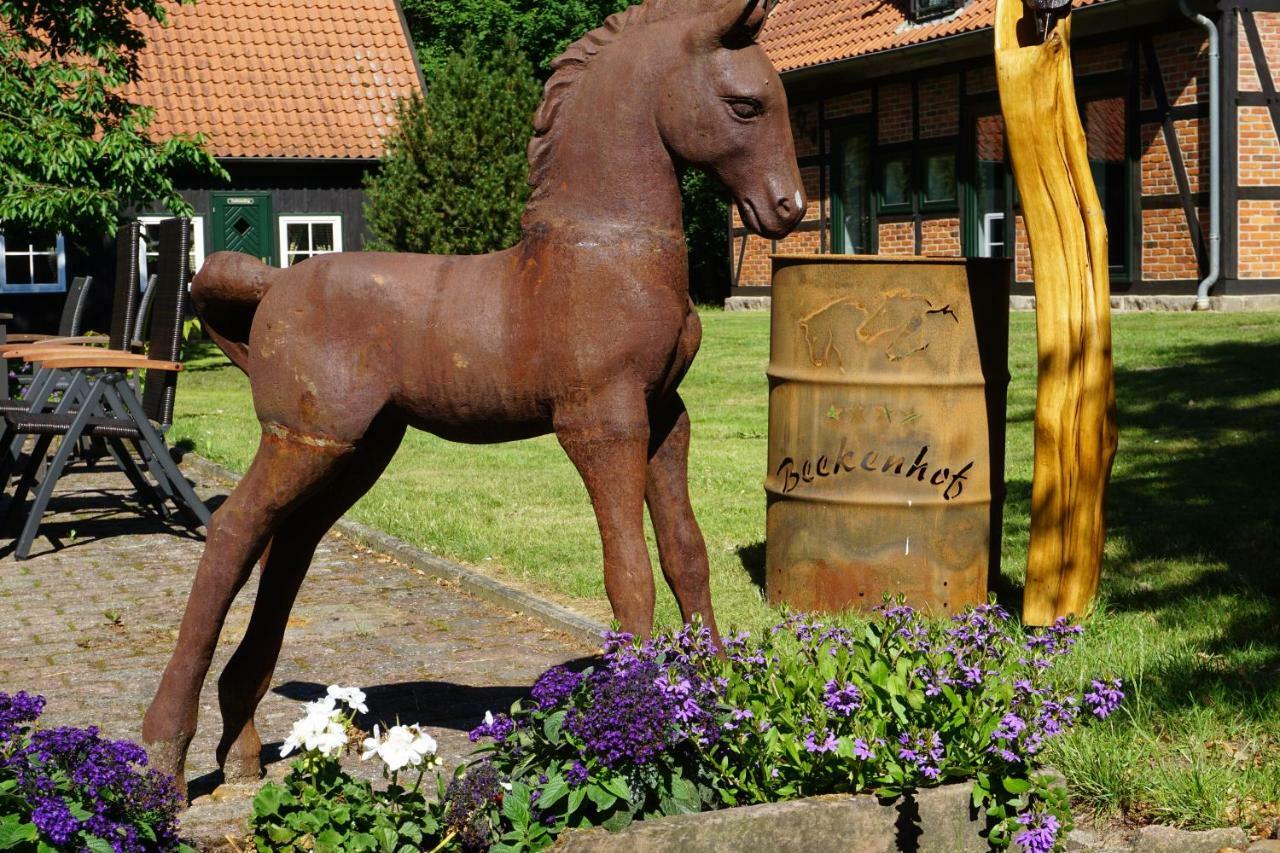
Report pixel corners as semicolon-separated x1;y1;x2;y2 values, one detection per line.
709;0;777;46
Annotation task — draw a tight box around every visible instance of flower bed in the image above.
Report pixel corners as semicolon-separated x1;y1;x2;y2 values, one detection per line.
249;600;1123;853
0;691;187;852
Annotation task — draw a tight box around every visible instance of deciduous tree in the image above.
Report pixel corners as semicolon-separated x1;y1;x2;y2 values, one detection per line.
0;0;226;236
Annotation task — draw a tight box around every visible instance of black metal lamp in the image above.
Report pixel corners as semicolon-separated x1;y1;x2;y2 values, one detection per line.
1024;0;1072;41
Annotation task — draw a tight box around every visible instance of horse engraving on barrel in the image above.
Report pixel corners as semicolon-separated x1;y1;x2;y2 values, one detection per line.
799;290;961;370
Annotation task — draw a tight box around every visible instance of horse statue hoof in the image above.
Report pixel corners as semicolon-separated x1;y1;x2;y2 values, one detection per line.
217;729;264;785
144;735;192;802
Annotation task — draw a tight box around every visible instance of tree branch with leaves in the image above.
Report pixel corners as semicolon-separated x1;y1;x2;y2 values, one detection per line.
0;0;227;237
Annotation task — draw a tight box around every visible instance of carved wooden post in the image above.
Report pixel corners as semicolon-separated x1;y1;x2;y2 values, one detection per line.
993;0;1118;624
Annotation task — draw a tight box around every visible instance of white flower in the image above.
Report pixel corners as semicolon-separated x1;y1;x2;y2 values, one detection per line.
483;711;495;727
279;696;349;759
327;685;369;715
377;725;419;772
361;725;383;761
408;725;438;759
358;723;440;772
499;781;513;792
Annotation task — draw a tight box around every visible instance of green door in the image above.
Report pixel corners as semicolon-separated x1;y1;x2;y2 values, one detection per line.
211;192;274;264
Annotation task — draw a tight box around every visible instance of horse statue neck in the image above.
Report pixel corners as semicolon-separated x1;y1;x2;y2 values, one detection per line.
519;11;687;249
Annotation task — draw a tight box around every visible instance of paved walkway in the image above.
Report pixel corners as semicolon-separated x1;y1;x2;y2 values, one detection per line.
0;461;596;849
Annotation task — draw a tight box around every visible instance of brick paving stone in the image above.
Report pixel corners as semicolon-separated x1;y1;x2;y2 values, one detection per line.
0;462;597;850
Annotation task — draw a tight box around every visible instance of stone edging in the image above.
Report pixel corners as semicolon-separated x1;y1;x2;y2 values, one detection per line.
179;454;609;648
724;293;1280;313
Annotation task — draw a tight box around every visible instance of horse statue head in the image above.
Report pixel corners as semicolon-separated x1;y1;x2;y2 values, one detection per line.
524;0;805;241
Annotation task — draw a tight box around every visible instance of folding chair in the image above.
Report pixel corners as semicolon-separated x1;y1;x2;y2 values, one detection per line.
2;218;209;558
0;225;149;488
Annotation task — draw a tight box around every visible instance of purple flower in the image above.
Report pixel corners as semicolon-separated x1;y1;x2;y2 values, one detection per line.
1014;811;1061;853
897;729;944;780
0;690;45;743
531;666;583;710
565;661;678;767
1084;678;1124;719
724;707;754;731
468;712;516;744
566;760;589;786
822;680;863;716
31;796;78;846
444;761;503;851
852;738;874;761
803;729;837;754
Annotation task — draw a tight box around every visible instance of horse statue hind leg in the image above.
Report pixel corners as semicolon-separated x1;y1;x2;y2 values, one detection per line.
144;0;803;794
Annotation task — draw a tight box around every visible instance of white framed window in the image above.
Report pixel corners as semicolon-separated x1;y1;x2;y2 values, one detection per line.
278;215;342;267
980;212;1005;259
138;215;206;289
0;228;67;294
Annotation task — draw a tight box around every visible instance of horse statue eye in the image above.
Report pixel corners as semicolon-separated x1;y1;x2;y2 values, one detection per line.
728;99;763;119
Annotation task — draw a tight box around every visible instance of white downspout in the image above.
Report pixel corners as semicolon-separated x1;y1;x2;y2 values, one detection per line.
1180;0;1221;310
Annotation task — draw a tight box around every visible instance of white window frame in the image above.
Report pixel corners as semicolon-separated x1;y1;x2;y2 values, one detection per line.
981;212;1005;259
278;215;343;268
0;229;67;294
137;215;206;289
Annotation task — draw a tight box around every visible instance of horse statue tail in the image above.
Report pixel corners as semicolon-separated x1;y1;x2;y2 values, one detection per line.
190;251;279;376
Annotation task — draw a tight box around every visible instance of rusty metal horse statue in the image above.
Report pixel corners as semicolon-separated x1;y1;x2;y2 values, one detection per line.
143;0;803;791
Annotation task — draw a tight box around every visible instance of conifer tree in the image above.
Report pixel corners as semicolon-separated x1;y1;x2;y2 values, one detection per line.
364;38;541;255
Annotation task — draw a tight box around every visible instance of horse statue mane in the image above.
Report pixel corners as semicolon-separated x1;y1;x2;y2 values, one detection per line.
525;0;685;212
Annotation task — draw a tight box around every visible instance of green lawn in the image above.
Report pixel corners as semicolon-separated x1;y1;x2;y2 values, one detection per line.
171;310;1280;834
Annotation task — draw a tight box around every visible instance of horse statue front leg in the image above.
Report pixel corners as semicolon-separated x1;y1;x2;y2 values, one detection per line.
646;393;721;645
554;383;657;636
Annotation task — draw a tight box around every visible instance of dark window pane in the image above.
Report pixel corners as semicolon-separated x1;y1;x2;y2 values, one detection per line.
837;133;869;253
286;223;310;254
882;155;912;208
924;152;956;204
1085;96;1129;275
312;223;334;252
31;250;56;284
6;253;31;285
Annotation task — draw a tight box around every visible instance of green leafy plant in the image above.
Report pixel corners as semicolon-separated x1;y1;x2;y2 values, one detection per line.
465;604;1123;852
249;687;448;852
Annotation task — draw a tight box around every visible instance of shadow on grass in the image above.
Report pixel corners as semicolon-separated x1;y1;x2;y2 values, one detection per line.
1008;338;1280;709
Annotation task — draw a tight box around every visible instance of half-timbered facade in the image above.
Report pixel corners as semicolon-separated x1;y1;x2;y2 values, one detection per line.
729;0;1280;304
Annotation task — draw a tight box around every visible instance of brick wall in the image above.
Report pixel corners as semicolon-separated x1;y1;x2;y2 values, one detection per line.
878;218;914;255
1143;208;1204;281
1238;200;1280;278
878;81;912;144
919;75;958;139
729;21;1280;295
921;217;960;256
1238;10;1280;91
1236;11;1280;279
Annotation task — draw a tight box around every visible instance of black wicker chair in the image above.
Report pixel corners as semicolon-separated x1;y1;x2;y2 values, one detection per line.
1;218;208;558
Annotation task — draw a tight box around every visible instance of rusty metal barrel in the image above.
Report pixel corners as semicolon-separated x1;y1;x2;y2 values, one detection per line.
764;255;1011;615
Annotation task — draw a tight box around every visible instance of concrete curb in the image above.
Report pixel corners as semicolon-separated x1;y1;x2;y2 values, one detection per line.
179;454;609;648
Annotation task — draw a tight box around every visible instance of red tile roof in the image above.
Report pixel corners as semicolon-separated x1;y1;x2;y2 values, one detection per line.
760;0;1110;75
128;0;423;159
